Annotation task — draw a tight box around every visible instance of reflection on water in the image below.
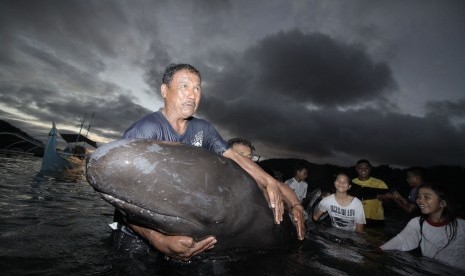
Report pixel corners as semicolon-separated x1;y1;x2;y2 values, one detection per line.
0;155;113;276
0;154;464;276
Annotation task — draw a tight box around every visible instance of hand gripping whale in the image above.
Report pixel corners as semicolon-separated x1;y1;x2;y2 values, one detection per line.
86;139;297;252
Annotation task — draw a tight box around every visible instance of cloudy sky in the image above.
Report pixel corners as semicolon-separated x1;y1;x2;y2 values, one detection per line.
1;0;464;168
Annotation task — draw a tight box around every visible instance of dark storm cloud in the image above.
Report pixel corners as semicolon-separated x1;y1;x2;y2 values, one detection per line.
0;81;150;141
243;30;396;106
197;29;464;167
426;98;465;118
317;109;465;167
1;0;464;167
0;0;153;141
144;42;173;94
199;29;396;109
199;29;397;138
0;0;128;57
15;41;105;93
0;29;150;139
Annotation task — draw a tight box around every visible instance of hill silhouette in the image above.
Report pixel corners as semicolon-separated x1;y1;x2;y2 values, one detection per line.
0;119;44;156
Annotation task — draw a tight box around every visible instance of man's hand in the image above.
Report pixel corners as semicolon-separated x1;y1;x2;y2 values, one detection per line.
130;224;217;261
265;181;284;224
159;235;217;261
290;204;305;240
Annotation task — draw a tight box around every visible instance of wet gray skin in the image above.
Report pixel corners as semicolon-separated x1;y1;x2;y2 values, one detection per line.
86;139;297;252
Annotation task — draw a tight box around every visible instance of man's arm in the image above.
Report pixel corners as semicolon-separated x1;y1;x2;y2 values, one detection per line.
223;148;305;240
129;224;217;261
387;191;418;214
278;183;305;240
350;183;389;200
223;148;284;223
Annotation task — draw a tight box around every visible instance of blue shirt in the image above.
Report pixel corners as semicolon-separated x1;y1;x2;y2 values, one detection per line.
408;186;419;204
122;111;228;155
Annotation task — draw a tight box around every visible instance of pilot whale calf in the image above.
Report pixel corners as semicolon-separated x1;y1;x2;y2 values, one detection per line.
86;139;297;251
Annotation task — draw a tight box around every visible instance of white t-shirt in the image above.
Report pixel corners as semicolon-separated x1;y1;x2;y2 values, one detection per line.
381;217;465;270
285;177;308;202
317;194;366;231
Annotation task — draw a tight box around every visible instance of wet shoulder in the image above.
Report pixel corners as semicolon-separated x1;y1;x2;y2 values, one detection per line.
122;112;163;139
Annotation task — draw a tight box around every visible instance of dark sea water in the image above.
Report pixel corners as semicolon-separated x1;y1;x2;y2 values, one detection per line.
1;154;464;276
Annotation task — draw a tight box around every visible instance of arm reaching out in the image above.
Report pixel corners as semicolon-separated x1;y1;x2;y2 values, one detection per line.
223;148;284;224
223;148;305;239
378;191;417;214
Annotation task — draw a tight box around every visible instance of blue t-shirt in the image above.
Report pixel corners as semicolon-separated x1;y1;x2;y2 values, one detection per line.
122;111;228;155
408;186;419;204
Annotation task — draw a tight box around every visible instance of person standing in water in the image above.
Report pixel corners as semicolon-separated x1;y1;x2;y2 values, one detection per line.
351;159;389;226
378;167;424;216
285;161;310;220
113;63;305;261
313;172;366;233
227;137;256;160
379;182;465;271
285;160;309;204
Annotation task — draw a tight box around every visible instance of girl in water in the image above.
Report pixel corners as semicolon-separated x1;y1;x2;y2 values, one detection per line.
380;183;465;270
313;172;366;233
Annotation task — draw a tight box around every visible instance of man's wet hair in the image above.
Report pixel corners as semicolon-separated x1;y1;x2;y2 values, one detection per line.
407;166;425;179
227;137;255;151
293;159;309;173
162;63;201;85
356;159;372;167
333;170;351;179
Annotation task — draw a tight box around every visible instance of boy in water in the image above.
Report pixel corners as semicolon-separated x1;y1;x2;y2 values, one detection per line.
378;167;424;216
351;159;389;226
285;161;310;220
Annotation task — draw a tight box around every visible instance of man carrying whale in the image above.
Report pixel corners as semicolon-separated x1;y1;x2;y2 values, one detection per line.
112;63;305;261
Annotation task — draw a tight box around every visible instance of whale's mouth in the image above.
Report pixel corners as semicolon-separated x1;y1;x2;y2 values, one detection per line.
97;192;202;235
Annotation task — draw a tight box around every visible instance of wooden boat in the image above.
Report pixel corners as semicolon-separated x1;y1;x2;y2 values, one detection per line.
39;121;97;174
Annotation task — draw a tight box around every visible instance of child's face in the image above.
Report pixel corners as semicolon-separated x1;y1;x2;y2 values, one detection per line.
296;169;308;182
406;172;419;187
416;187;444;216
334;174;351;193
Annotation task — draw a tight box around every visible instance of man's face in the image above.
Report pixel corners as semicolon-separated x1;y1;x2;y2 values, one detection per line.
162;69;201;118
356;163;371;180
231;144;253;160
